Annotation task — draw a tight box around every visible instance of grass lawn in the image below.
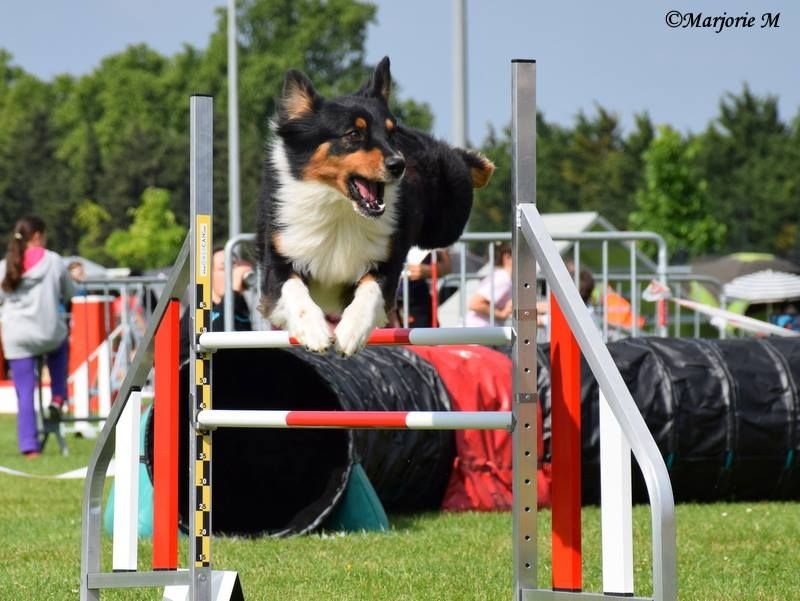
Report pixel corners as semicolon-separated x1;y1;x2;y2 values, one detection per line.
0;413;798;600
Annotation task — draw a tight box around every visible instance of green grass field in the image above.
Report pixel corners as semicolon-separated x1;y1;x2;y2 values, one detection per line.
0;413;798;601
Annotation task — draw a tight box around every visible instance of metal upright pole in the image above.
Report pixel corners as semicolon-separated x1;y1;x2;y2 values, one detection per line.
189;95;214;601
452;0;468;147
227;0;241;238
511;58;538;597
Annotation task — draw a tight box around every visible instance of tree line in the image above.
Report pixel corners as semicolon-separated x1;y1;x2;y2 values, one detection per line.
473;92;800;263
0;0;798;269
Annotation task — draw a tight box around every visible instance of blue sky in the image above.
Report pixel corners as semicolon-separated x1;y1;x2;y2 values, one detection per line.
1;0;798;144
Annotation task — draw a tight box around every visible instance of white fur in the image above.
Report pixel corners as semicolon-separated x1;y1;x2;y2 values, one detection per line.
270;140;399;292
334;279;388;356
270;277;332;353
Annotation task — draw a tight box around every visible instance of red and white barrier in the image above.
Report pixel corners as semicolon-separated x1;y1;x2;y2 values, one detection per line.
69;295;114;432
196;409;513;430
198;326;513;351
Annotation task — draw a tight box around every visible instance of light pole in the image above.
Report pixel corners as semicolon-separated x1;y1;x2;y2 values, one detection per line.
452;0;468;148
227;0;241;238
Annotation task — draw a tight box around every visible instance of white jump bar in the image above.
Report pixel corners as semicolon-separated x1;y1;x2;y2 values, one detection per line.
198;326;514;351
196;409;514;431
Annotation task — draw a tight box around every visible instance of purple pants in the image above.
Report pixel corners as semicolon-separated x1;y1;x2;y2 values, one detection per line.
8;340;69;455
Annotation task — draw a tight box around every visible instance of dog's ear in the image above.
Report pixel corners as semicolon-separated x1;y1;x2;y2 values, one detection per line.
458;149;496;189
358;56;392;103
279;69;320;121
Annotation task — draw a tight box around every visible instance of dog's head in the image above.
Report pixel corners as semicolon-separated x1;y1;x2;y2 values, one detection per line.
275;56;404;219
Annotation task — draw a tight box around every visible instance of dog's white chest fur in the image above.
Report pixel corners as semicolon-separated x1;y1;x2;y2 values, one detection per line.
271;141;399;287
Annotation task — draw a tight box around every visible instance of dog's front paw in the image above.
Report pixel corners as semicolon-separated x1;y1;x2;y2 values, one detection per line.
288;306;332;353
334;313;375;357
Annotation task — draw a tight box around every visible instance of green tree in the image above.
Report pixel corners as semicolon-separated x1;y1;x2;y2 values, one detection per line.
697;86;799;257
0;51;27;226
469;109;652;233
56;46;189;233
536;115;575;213
631;126;725;260
469;113;573;233
73;200;112;265
559;106;645;228
0;55;75;250
105;187;186;270
469;125;511;232
0;1;435;251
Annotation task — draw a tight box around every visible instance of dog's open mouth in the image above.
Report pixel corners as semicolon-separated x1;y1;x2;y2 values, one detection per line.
348;176;386;218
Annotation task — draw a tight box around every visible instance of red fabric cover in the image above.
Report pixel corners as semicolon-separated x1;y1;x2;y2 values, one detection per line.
407;345;550;511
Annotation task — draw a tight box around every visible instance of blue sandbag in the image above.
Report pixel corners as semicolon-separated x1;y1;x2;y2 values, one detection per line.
322;462;389;532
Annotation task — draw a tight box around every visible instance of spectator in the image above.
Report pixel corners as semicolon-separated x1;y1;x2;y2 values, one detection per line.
397;247;452;328
535;260;601;342
211;246;253;331
179;246;254;367
67;260;88;296
0;216;76;458
565;260;596;310
772;301;800;332
466;243;514;327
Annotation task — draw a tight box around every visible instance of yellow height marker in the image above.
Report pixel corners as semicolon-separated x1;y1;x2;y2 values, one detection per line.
194;213;212;567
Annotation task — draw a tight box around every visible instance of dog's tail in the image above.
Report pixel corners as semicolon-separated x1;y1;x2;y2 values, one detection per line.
457;149;495;189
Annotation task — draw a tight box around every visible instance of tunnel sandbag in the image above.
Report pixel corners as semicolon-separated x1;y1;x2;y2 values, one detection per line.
145;345;455;536
538;337;800;504
322;462;389;532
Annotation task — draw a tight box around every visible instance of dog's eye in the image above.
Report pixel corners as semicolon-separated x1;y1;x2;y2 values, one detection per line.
344;129;364;143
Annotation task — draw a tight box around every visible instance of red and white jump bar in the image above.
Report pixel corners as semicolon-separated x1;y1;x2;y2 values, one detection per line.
198;326;514;351
196;409;514;431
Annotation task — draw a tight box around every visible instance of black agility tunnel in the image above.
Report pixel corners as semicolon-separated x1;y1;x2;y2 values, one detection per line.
146;346;456;537
537;337;800;504
145;337;800;537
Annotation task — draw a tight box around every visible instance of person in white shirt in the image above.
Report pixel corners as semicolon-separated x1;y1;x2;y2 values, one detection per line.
466;243;513;327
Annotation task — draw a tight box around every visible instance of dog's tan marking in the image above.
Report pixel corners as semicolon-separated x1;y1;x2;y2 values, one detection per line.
355;117;367;130
385;119;394;131
469;153;495;189
303;145;387;196
341;149;385;176
272;232;286;255
283;79;315;120
358;273;377;286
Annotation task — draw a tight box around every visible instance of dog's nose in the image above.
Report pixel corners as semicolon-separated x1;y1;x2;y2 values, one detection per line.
385;155;405;178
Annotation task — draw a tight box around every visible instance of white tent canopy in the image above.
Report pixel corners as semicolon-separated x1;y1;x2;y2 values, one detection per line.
723;270;800;304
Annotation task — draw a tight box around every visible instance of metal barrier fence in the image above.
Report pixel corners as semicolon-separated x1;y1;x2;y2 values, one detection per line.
219;231;729;341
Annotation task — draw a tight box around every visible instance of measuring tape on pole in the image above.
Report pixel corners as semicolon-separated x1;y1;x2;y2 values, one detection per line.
189;94;214;596
194;213;212;568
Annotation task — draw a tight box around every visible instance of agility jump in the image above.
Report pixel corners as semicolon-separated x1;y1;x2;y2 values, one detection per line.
79;60;676;601
197;325;512;350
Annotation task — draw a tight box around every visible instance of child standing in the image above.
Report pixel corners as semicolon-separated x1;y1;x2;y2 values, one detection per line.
0;216;75;458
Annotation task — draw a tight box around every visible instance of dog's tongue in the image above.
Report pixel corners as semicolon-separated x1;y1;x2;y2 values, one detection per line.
354;178;379;203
